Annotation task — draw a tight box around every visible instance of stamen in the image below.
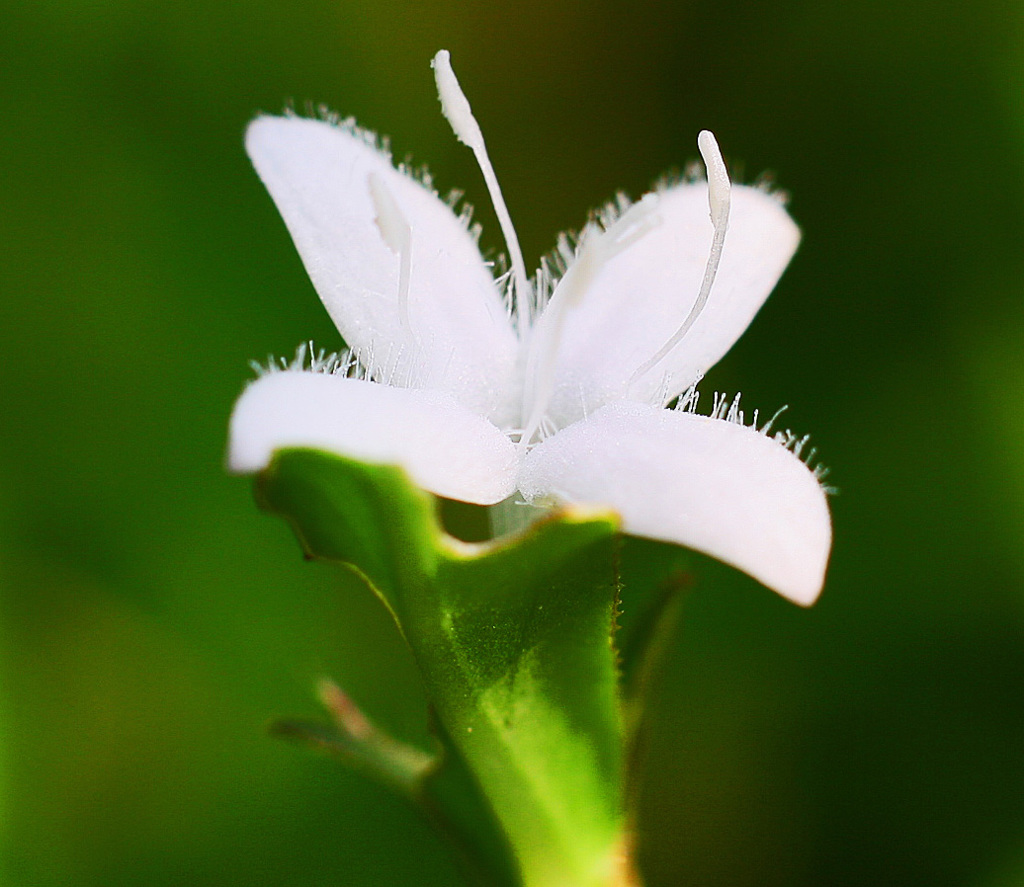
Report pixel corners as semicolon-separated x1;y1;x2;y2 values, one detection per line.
367;172;413;334
431;50;534;323
629;130;732;386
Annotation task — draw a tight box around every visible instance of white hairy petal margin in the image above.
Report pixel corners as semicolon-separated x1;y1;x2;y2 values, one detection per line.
518;401;831;605
541;185;800;428
246;116;519;422
229;371;519;505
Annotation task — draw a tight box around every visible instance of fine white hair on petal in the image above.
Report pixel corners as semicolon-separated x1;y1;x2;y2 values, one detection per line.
229;371;519;505
245;115;519;425
538;184;801;430
518;402;832;605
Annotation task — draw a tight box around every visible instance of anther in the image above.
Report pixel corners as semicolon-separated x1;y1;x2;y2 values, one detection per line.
368;172;413;335
629;130;732;386
431;50;534;324
699;129;731;230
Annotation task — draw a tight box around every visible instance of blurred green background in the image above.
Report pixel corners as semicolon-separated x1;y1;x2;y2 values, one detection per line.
3;0;1024;884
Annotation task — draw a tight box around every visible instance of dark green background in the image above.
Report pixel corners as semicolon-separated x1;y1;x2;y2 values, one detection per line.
3;1;1023;884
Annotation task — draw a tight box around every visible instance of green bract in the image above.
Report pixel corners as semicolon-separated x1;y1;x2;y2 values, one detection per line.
255;449;688;887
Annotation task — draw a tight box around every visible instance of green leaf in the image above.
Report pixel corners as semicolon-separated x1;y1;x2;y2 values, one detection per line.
269;684;521;887
269;678;435;798
255;449;627;887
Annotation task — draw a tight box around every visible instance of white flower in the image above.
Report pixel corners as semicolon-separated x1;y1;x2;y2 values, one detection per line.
229;51;832;605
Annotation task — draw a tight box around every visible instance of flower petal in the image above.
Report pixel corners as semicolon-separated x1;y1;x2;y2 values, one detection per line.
540;185;800;428
246;115;519;423
518;402;831;604
229;370;518;505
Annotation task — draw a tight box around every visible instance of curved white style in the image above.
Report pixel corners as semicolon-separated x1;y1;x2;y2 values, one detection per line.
229;50;832;605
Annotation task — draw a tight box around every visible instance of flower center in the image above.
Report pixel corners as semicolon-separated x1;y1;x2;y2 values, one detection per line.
519;196;663;447
430;51;733;448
